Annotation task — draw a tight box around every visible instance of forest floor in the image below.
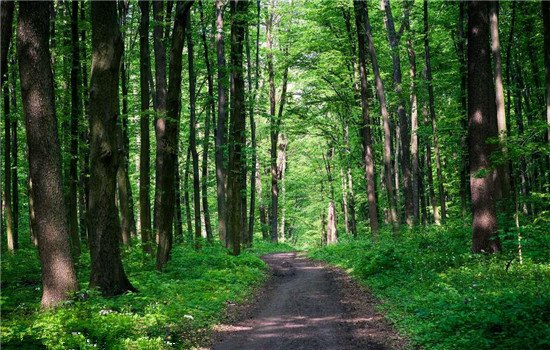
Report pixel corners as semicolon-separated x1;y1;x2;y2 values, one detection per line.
209;252;408;350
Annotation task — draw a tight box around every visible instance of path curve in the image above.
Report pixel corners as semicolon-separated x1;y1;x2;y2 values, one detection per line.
210;252;407;350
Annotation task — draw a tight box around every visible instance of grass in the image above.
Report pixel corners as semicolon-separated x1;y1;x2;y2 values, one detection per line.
309;220;550;350
1;240;291;349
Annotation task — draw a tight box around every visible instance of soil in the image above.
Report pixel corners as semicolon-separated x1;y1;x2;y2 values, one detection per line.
209;252;410;350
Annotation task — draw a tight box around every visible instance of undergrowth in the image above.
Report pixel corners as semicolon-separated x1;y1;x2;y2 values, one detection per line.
309;220;550;350
0;242;287;349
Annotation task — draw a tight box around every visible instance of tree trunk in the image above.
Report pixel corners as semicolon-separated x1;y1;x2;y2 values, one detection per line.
198;0;214;243
458;1;469;219
468;1;501;254
215;0;228;246
139;0;152;253
68;1;80;256
423;103;438;224
247;0;262;243
153;1;168;233
227;0;249;255
79;2;90;246
543;1;550;173
186;11;202;247
490;1;510;200
258;163;269;240
267;0;278;243
363;1;398;229
382;0;413;226
406;14;419;224
423;0;446;225
1;0;14;85
353;0;379;235
10;61;18;250
3;78;15;251
87;1;136;295
278;134;288;241
327;201;338;245
183;147;193;242
17;1;78;307
174;154;183;241
156;1;194;270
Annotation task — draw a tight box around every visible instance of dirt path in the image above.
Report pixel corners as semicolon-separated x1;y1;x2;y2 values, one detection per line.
210;252;408;350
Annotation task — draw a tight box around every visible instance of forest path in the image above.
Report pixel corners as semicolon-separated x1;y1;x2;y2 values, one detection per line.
209;252;408;350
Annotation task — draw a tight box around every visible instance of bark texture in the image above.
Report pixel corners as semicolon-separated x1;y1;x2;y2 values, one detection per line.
468;1;501;254
88;1;135;295
17;1;78;307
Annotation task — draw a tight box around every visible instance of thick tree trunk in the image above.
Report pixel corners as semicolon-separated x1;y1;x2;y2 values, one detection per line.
278;135;288;241
468;1;501;254
382;0;413;226
226;0;249;255
68;1;80;256
543;1;550;172
490;1;510;200
215;0;228;245
156;1;193;270
186;12;202;247
423;0;446;225
353;0;379;235
327;201;338;245
17;1;78;307
363;1;398;229
87;1;135;295
198;0;214;243
139;0;152;253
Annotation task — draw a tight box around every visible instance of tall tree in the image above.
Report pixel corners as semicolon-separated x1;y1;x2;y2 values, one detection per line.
353;0;379;235
156;1;194;270
139;0;152;253
17;1;78;307
423;0;446;224
1;0;14;85
543;0;550;172
198;0;214;242
186;9;202;246
117;2;137;244
10;60;19;250
226;0;249;255
68;1;81;256
382;0;413;226
3;74;15;251
489;1;510;200
363;1;399;229
468;1;501;254
88;1;135;294
215;0;228;245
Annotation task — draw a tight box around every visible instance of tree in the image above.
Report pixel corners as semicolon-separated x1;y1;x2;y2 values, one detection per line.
139;0;152;253
226;0;249;255
156;1;194;270
423;0;446;225
543;0;550;172
1;0;14;85
186;9;202;246
468;1;501;254
382;0;413;226
88;1;135;294
17;1;78;307
353;0;379;235
215;0;228;245
489;1;510;200
69;1;81;256
363;0;399;229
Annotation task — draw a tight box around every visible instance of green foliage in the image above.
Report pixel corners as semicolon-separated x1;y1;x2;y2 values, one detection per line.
1;243;271;349
309;221;550;350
